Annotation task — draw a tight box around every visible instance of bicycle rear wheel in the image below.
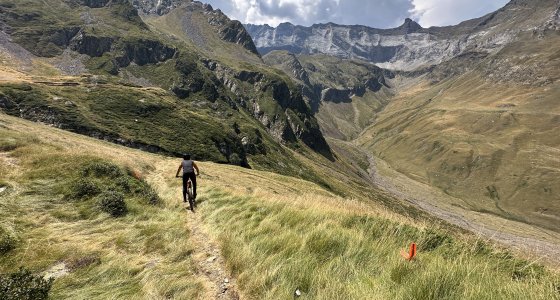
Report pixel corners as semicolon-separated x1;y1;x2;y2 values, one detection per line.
187;184;195;212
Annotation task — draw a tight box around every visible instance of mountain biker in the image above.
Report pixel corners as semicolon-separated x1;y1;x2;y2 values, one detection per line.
175;154;200;203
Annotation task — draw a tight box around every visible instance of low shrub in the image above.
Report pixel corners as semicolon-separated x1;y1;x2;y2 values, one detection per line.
142;186;161;205
0;228;16;255
115;176;132;193
68;178;101;199
0;267;53;300
66;255;101;271
81;161;124;178
98;190;127;217
419;229;452;251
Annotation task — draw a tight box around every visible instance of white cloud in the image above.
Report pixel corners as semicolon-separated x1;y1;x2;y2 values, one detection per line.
203;0;511;28
410;0;509;27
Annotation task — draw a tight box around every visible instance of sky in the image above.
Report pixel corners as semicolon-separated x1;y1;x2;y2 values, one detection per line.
203;0;510;28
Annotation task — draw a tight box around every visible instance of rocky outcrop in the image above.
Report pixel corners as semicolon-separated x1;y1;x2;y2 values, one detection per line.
80;0;111;8
321;88;352;103
70;32;113;57
115;38;176;66
133;1;260;56
202;59;333;158
202;3;260;56
218;20;260;55
131;0;183;15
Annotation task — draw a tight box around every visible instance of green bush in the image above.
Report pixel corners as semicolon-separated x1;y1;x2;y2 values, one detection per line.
81;161;124;178
143;186;161;205
98;190;128;217
68;178;101;199
0;267;53;300
0;228;16;255
115;176;132;193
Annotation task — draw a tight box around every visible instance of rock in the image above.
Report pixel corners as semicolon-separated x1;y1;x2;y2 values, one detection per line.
70;32;113;57
131;0;183;15
81;0;111;8
145;260;158;269
115;39;176;67
64;101;75;107
294;289;302;297
206;256;217;262
224;278;229;283
43;262;69;280
218;20;260;55
0;187;6;193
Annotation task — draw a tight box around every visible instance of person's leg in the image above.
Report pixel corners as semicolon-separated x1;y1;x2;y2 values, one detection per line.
182;173;187;202
189;172;197;198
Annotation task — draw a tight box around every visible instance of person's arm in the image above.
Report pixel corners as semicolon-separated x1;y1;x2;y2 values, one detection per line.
193;162;200;176
175;164;182;177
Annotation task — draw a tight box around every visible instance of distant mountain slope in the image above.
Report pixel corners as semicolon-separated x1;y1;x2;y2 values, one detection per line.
263;51;394;140
246;0;559;70
356;29;560;231
0;0;333;181
256;0;560;231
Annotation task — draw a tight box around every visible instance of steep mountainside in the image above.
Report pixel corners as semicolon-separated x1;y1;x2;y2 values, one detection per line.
246;0;559;70
357;29;560;231
257;0;560;231
0;0;333;181
263;51;394;140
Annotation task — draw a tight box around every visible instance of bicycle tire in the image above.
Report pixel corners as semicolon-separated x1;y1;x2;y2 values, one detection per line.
187;184;195;212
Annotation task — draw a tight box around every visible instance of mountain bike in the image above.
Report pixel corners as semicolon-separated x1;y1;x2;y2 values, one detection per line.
177;175;196;212
185;178;196;212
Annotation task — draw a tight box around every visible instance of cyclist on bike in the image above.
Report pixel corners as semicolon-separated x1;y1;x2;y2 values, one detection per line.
175;154;200;202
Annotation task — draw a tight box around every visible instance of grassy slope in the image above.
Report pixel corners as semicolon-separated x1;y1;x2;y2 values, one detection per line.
0;0;334;185
0;115;202;298
356;31;560;231
1;113;559;299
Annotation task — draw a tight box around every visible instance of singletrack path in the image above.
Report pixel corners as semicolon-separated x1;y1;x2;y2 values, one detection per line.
148;161;241;299
184;203;240;300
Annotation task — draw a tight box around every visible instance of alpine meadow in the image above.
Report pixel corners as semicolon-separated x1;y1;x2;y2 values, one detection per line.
0;0;559;299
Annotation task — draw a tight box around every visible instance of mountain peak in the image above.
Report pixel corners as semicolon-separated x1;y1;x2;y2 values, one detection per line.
398;18;422;33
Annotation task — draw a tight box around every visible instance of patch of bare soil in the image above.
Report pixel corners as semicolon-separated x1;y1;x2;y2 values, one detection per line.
185;205;240;300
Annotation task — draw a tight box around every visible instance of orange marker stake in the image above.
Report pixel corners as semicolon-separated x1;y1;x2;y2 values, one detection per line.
400;242;417;261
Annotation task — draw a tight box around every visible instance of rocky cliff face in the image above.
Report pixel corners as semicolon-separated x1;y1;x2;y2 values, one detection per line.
246;0;560;70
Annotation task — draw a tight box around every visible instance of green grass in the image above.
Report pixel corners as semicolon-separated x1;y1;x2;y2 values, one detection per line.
199;189;559;299
1;113;559;299
0;126;202;299
0;80;335;186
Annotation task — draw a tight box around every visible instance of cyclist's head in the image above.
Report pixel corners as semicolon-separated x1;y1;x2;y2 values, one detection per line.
183;154;191;160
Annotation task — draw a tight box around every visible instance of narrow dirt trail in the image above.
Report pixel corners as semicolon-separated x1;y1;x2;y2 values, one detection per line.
184;206;240;300
148;160;241;300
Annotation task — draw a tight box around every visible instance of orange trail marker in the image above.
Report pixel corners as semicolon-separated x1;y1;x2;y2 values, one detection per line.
400;242;417;261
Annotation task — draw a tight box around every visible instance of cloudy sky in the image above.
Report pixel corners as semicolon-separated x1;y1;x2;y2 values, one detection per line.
203;0;510;28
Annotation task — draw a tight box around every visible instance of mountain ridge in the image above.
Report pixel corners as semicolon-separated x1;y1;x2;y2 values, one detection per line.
245;0;560;70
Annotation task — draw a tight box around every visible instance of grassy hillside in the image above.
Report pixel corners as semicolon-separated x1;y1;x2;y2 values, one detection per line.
356;31;560;231
0;0;333;180
1;114;559;299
